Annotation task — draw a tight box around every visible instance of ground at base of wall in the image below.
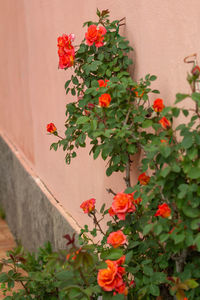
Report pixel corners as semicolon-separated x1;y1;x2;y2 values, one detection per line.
0;218;19;299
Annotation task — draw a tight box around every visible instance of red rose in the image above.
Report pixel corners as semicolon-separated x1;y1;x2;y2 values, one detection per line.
85;25;106;48
46;123;57;134
153;98;165;112
155;203;171;218
111;192;136;220
98;79;109;88
159;117;171;129
107;230;127;248
138;173;150;185
99;93;111;107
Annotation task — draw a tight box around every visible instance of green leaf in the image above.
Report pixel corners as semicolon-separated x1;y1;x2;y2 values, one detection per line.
50;143;58;151
72;76;79;85
93;147;101;160
150;75;157;81
65;80;71;89
125;251;133;264
190;219;200;230
184;279;199;289
149;284;160;296
154;223;163;235
160;166;171;178
152;89;160;94
159;233;169;243
77;116;89;125
192;92;200;105
175;93;189;104
143;223;153;235
174;233;185;244
142;120;153;128
160;145;171;158
143;265;154;276
124;187;134;194
182;205;200;218
195;233;200;251
182;109;189;117
100;203;105;214
181;134;193;149
101;248;124;260
187;167;200;179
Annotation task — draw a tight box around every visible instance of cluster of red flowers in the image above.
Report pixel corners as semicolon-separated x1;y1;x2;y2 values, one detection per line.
97;256;128;295
85;24;107;48
57;34;75;69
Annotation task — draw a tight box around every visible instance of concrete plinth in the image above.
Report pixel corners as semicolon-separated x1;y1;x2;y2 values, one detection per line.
0;133;80;252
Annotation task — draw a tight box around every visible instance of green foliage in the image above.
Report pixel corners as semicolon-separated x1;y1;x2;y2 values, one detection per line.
0;242;100;299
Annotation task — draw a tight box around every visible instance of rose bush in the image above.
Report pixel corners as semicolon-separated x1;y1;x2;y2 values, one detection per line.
47;9;200;300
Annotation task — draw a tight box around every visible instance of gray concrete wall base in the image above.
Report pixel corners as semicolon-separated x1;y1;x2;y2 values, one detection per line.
0;133;80;252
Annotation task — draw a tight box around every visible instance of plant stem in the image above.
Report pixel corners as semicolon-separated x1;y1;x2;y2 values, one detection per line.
106;188;116;196
124;156;131;187
92;212;106;236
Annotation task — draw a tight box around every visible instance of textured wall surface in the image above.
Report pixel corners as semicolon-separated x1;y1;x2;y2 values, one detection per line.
0;133;80;251
0;0;199;234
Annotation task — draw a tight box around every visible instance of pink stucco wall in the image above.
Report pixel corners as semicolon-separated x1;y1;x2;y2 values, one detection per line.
0;0;199;227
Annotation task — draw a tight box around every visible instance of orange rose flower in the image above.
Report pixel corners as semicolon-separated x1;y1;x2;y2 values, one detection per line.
99;93;111;107
98;260;118;291
155;203;171;218
153;98;165;112
138;173;150;185
107;230;127;248
97;256;126;293
46;123;57;134
80;198;95;214
85;25;106;48
159;117;171;129
111;192;136;220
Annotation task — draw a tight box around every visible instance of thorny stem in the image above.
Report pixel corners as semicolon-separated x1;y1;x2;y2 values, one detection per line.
106;188;116;196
